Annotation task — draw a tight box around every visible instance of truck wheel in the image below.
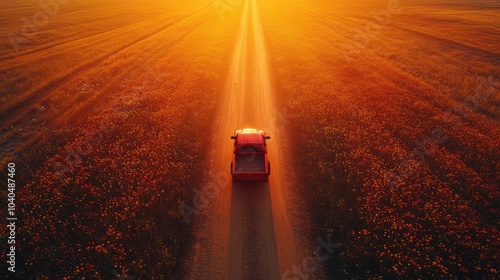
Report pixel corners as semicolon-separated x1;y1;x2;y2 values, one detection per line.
265;162;270;182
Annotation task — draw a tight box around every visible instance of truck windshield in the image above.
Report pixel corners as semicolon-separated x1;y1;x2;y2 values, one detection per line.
237;145;263;153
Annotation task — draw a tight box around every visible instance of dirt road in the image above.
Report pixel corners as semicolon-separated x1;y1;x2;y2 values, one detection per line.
187;0;303;279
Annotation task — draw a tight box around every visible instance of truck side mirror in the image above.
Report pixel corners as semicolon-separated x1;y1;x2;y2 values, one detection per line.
231;136;236;140
266;136;271;139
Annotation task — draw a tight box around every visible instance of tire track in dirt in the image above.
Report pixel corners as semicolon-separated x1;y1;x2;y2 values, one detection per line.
0;2;216;62
1;18;158;62
393;24;500;63
250;0;301;276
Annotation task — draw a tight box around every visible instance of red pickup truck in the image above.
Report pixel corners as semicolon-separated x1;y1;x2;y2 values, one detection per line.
230;128;271;181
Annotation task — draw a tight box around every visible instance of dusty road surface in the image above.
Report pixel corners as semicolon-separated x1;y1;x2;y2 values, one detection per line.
185;0;306;279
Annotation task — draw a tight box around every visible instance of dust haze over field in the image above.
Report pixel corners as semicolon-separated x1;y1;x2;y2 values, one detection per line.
0;0;498;279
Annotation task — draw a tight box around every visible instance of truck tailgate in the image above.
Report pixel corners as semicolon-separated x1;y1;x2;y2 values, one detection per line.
235;154;265;173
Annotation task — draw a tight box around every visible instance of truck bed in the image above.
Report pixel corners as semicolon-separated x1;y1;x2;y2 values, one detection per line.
235;154;266;173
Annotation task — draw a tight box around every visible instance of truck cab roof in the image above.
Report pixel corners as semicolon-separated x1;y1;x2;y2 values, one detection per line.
231;128;270;145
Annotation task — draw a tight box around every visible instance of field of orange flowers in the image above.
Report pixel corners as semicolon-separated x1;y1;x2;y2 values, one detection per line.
260;0;499;278
15;73;217;278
